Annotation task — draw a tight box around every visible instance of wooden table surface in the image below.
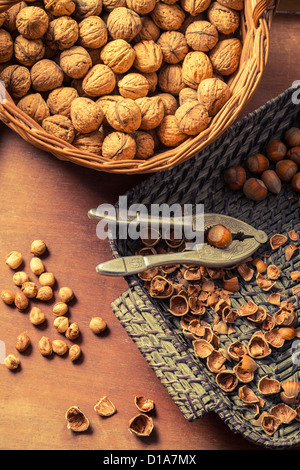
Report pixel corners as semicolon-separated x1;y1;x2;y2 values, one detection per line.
1;11;300;452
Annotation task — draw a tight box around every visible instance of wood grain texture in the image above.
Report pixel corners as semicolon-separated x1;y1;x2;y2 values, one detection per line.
0;13;300;451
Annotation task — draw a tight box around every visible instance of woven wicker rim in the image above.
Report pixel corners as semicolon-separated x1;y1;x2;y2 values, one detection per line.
0;0;278;174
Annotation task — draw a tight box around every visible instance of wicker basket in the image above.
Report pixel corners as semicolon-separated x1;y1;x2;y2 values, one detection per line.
109;85;300;448
0;0;278;174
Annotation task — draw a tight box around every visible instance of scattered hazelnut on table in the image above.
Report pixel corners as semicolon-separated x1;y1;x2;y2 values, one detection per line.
52;301;69;316
21;281;38;298
5;251;23;270
14;291;29;310
36;286;53;301
30;257;45;275
89;316;107;334
13;271;29;286
58;287;74;303
52;339;69;356
69;344;81;362
4;354;20;370
1;289;15;305
65;322;80;341
15;331;31;352
29;306;46;325
53;316;69;333
30;240;47;256
38;336;53;356
39;272;55;287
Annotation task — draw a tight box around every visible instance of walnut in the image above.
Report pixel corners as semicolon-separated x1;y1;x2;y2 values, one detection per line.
45;16;79;50
42;115;76;142
70;97;103;133
102;0;126;11
218;0;244;10
134;16;160;42
143;71;158;93
60;45;92;78
96;95;123;125
133;40;163;73
182;51;213;89
47;86;79;116
158;64;185;95
197;77;231;115
131;130;155;159
135;96;164;130
31;59;64;92
4;2;27;33
0;29;14;63
107;7;142;42
73;0;102;20
78;16;108;49
157;93;178;116
100;39;135;73
186;20;219;52
180;0;211;15
118;73;150;99
179;13;206;34
14;35;45;66
157;115;187;147
16;7;49;39
82;64;116;96
0;12;7;28
102;131;136;160
179;86;197;105
106;98;141;133
17;93;50;125
126;0;156;15
207;1;240;35
151;3;185;30
73;129;104;154
175;100;209;135
157;31;188;64
44;0;76;17
0;64;31;99
209;38;241;75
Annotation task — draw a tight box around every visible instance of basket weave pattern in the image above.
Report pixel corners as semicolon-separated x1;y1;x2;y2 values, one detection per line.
0;0;278;174
110;86;300;448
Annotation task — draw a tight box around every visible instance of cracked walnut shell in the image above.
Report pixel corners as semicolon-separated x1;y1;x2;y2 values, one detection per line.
16;6;49;39
106;98;141;133
31;59;64;92
182;51;213;89
65;406;89;432
70;97;103;133
100;39;135;74
175;100;209;135
82;64;116;97
157;31;188;64
107;7;142;42
102;132;136;160
42;115;76;143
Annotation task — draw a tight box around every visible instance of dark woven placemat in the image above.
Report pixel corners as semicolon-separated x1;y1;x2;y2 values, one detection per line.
110;86;300;448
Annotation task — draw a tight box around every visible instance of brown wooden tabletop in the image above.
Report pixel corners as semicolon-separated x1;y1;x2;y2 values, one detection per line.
0;11;300;452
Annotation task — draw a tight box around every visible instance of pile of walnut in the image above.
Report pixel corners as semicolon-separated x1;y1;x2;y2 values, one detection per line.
1;240;107;368
0;0;243;160
138;228;300;435
224;126;300;201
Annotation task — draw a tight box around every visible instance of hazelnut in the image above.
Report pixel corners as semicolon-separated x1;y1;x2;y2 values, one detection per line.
14;35;45;66
261;170;282;195
15;332;31;352
0;64;31;99
89;316;107;334
30;239;47;256
42;115;76;143
16;6;49;39
266;139;287;162
71;97;103;134
78;16;108;49
15;291;29;310
38;336;53;356
0;29;14;63
100;39;135;74
13;272;29;286
223;165;246;190
291;173;300;193
21;281;38;298
69;344;81;361
287;147;300;166
30;257;45;275
275;159;298;182
107;7;142;42
243;178;268;201
58;286;74;303
53;316;69;333
39;272;56;287
17;94;50;125
36;286;53;301
5;354;20;370
1;290;15;305
60;46;92;79
53;301;69;316
284;127;300;148
246;153;269;174
31;59;64;92
186;20;218;52
5;251;23;270
102;132;136;160
29;306;46;325
52;339;68;356
207;224;232;249
65;322;80;340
